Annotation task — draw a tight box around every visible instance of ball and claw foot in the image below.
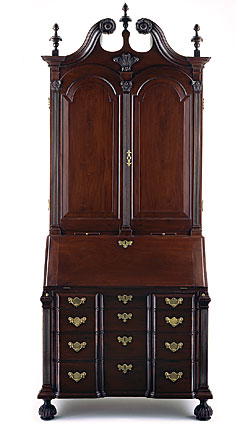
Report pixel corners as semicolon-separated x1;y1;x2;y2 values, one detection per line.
194;399;213;421
39;400;57;420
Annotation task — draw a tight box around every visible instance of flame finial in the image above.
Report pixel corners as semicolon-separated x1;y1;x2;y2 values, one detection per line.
120;3;132;30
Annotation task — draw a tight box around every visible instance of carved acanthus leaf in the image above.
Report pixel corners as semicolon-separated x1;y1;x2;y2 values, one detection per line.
113;53;139;71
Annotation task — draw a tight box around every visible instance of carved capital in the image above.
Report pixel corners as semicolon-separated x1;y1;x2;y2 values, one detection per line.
136;18;153;34
99;18;116;34
192;80;203;93
40;291;53;308
50;80;61;91
121;80;132;93
113;53;139;71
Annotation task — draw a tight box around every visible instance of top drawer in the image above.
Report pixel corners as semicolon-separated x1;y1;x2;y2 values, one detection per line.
104;293;148;309
56;293;98;310
153;294;195;311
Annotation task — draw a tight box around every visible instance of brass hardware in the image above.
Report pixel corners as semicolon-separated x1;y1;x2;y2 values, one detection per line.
68;341;87;352
68;371;87;382
201;200;204;211
117;363;133;374
117;336;133;346
202;98;204;110
165;341;183;352
68;297;86;307
118;240;133;249
202;293;206;297
164;371;183;382
68;316;87;327
165;297;183;308
48;97;50;109
48;199;50;210
45;293;49;297
165;316;183;327
117;312;133;323
126;150;132;166
117;295;133;304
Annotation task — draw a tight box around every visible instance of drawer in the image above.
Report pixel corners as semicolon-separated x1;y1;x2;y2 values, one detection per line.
56;293;97;310
58;361;97;395
57;333;95;361
58;308;96;332
155;333;193;360
104;308;147;331
104;332;147;359
156;309;193;333
154;294;195;310
154;360;193;394
104;293;147;309
104;359;147;394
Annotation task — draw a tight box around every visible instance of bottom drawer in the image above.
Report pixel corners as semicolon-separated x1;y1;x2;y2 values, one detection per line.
104;359;147;394
154;361;193;395
58;361;97;396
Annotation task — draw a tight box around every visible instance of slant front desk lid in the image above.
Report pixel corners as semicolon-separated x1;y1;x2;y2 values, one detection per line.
45;236;207;287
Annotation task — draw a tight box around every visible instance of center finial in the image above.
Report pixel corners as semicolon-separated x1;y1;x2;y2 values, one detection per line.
120;3;132;30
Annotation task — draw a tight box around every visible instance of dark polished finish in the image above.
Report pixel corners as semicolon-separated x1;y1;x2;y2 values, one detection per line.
194;399;213;421
49;23;62;56
39;400;57;421
39;7;212;420
191;24;203;57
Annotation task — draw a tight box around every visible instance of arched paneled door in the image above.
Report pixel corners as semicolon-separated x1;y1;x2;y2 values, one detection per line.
60;68;122;234
132;71;193;234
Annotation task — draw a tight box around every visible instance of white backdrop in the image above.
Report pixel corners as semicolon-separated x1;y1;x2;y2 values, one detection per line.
0;1;249;423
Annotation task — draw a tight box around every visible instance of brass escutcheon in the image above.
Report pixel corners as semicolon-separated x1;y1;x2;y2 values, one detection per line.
68;316;87;327
164;371;183;382
165;297;183;308
118;240;133;249
165;316;183;327
68;297;86;307
117;363;133;374
165;341;183;352
117;295;133;304
117;336;133;346
68;371;87;382
68;341;87;352
117;312;133;323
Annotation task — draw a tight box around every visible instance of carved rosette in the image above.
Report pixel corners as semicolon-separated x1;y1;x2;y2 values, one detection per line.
136;18;153;34
50;80;61;91
113;53;139;71
192;80;203;92
121;80;132;93
99;18;116;34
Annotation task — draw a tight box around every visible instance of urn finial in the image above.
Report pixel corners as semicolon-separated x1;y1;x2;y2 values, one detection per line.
49;23;62;56
120;3;132;30
191;24;203;57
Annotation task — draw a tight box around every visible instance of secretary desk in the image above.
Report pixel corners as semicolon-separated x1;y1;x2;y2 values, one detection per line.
38;4;213;420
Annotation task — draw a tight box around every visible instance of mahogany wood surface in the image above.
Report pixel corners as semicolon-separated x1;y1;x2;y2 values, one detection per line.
38;7;213;421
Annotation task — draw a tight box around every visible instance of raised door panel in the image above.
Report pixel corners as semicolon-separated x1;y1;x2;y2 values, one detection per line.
61;76;121;232
132;77;192;234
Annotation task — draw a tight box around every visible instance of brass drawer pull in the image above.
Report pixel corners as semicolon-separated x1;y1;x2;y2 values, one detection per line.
68;341;87;352
118;240;133;249
165;341;183;352
165;297;183;308
117;312;133;323
165;371;183;382
68;297;86;307
68;316;87;327
126;150;132;166
165;316;183;327
117;336;133;346
117;294;133;304
68;371;87;382
117;363;133;374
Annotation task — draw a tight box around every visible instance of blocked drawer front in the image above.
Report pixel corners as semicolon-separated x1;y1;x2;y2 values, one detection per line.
57;333;96;360
155;333;193;360
104;308;147;331
58;361;97;395
154;360;193;394
104;293;147;309
156;309;193;333
104;332;147;359
58;308;96;332
57;293;97;310
154;294;195;311
104;359;147;394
